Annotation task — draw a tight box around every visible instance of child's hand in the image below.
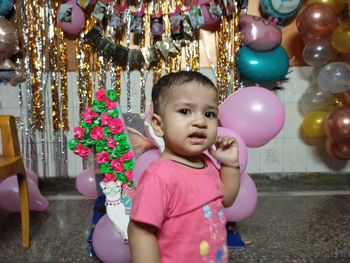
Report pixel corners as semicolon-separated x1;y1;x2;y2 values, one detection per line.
209;135;239;168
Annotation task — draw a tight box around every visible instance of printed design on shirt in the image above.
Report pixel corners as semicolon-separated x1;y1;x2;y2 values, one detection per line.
203;204;213;220
199;240;210;257
218;208;225;223
199;202;227;262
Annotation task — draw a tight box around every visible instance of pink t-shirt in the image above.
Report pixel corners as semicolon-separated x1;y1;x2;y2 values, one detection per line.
131;156;228;263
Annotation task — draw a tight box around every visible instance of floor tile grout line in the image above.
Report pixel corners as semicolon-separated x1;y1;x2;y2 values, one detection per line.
44;191;350;200
258;191;350;196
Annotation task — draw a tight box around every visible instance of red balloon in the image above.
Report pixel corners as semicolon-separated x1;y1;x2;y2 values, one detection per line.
326;138;350;159
296;3;338;40
325;106;350;140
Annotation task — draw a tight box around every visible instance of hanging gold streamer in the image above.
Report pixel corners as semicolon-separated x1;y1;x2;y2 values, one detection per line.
76;38;85;119
216;16;231;104
27;1;43;130
114;35;122;98
83;41;93;107
59;30;69;131
140;13;147;113
51;0;61;131
232;1;241;92
185;38;199;71
163;0;180;73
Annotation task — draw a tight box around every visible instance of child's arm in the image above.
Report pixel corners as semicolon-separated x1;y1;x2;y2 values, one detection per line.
128;220;161;263
209;135;241;207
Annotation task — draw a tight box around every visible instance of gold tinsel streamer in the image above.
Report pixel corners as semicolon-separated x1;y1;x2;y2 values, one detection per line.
164;0;180;73
76;17;94;119
27;1;43;130
59;30;69;130
84;17;94;107
76;38;85;119
216;16;231;104
140;13;147;113
114;63;121;98
114;38;122;98
83;41;93;106
185;39;199;71
51;0;61;131
232;1;241;92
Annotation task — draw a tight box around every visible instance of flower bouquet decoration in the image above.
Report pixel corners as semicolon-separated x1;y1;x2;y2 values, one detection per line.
68;88;134;188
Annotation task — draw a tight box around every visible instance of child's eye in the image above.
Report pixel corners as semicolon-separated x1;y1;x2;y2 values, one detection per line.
205;111;217;118
178;109;191;115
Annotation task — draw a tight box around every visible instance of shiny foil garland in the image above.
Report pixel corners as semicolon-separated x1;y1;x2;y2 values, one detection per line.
19;0;38;172
185;39;200;71
77;17;94;119
125;8;132;112
76;37;88;118
232;1;242;92
50;0;61;131
59;29;69;130
216;16;232;104
27;2;44;131
140;13;147;114
105;4;122;99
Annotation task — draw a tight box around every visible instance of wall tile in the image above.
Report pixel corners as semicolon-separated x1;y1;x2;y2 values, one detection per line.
259;138;284;173
283;138;308;172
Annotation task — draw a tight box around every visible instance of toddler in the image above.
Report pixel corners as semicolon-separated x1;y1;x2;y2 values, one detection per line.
128;71;240;262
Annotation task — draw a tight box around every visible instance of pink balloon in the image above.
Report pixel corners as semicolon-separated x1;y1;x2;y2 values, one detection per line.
239;14;282;51
25;168;38;187
57;0;86;35
224;173;258;222
0;176;49;212
75;169;97;197
133;149;161;186
219;86;285;147
204;127;248;174
92;215;130;263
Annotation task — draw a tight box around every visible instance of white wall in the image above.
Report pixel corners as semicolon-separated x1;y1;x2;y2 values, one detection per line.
0;66;349;178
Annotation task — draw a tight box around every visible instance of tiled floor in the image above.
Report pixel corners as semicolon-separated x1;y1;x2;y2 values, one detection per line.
1;174;350;262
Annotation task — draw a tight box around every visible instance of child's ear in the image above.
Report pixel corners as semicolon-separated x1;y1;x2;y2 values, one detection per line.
151;113;164;137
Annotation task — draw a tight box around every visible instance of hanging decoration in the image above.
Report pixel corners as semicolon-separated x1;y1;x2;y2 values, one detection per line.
6;0;244;178
68;88;135;187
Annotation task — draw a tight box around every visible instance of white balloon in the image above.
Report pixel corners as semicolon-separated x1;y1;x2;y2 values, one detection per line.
299;84;334;116
317;62;350;94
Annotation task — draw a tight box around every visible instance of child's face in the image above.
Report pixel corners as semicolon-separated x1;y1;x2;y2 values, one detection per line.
154;81;218;159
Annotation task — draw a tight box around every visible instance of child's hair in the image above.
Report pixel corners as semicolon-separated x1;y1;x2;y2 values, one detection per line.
152;71;217;114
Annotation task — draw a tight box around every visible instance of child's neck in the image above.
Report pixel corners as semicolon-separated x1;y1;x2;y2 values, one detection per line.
161;152;204;168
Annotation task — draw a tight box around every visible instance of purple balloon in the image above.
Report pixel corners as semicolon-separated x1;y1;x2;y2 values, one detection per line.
204;127;248;174
92;215;131;263
219;86;285;147
224;173;258;222
25;168;38;187
133;149;161;186
0;176;49;212
75;169;97;197
57;0;86;35
239;14;282;51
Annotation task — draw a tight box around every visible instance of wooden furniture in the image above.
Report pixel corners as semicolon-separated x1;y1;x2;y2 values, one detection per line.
0;115;30;248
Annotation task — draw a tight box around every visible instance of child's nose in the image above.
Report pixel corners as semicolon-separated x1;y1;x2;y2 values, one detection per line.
192;114;207;127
